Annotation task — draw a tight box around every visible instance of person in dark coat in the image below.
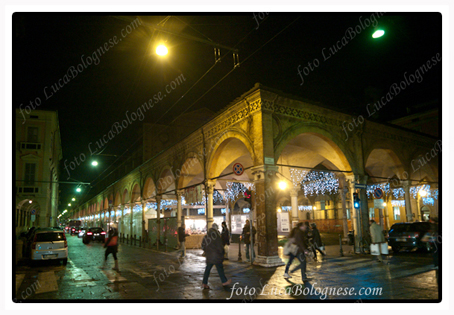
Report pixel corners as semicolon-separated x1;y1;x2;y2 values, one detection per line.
310;223;326;259
103;228;119;271
177;224;189;258
284;222;309;281
221;221;230;260
201;223;231;289
241;220;256;262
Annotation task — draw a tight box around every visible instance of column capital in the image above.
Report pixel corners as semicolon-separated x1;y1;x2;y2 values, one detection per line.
346;174;368;184
251;165;279;182
204;180;216;194
289;187;299;198
402;180;412;189
176;189;184;197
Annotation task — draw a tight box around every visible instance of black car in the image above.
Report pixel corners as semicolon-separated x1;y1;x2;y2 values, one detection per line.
387;222;438;253
82;227;106;244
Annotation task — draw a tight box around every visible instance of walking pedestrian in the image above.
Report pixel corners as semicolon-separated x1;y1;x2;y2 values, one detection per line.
221;221;230;260
201;223;231;289
310;223;326;260
241;220;256;262
284;222;310;281
103;227;119;271
369;219;386;262
178;224;189;258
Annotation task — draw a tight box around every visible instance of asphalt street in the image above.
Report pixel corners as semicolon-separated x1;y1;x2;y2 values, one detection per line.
14;233;439;301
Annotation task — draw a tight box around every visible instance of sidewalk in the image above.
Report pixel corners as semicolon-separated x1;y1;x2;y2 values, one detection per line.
224;243;355;263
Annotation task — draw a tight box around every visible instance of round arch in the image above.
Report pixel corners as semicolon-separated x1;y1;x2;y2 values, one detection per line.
207;132;255;180
142;176;156;199
365;148;406;182
274;123;357;174
177;152;204;190
131;183;141;203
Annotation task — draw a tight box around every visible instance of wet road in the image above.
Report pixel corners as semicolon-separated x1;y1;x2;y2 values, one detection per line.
14;234;439;301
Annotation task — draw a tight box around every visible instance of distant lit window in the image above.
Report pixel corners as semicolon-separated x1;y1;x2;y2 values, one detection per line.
346;209;351;220
243;208;250;213
220;208;226;214
198;209;205;215
320;201;325;210
369;208;374;219
393;207;401;221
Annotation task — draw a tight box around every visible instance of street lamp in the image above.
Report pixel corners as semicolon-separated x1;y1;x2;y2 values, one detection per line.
76;187;81;193
278;181;287;190
72;198;76;201
91;161;98;166
156;44;168;56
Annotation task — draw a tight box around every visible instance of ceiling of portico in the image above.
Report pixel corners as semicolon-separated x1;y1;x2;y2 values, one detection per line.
277;133;352;179
178;157;204;189
365;149;405;181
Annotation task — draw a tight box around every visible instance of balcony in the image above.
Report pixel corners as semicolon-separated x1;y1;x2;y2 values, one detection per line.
20;142;42;150
17;186;40;194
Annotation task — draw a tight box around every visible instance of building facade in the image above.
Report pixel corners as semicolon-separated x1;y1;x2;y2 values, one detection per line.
69;84;439;266
15;109;62;236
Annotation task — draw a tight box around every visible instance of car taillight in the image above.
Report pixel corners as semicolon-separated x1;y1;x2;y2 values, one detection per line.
78;230;81;233
87;232;93;235
64;240;68;248
101;232;106;235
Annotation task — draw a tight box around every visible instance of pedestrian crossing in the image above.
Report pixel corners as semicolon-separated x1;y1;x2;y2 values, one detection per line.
301;256;434;280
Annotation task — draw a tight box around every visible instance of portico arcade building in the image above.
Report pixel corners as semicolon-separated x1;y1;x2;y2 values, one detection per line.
70;84;439;267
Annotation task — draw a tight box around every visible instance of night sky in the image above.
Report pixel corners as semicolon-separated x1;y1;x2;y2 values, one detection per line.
13;13;442;214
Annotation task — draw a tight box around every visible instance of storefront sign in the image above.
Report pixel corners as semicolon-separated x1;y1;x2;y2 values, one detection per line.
277;212;290;233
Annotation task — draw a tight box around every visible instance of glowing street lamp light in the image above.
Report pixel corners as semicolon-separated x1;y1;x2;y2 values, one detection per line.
156;44;168;56
76;187;81;192
372;29;385;38
278;181;287;190
91;161;98;166
72;198;76;201
68;203;71;207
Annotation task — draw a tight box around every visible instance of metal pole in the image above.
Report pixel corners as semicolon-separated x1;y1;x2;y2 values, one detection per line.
339;234;344;257
238;235;242;261
250;221;254;264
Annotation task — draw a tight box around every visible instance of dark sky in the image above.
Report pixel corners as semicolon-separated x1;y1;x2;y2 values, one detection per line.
13;13;442;213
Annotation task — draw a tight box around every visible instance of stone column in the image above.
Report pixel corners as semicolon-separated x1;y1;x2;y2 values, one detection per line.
129;203;134;237
403;181;413;222
205;180;215;229
384;196;390;230
341;184;349;237
251;165;284;267
176;190;184;228
156;195;162;249
142;200;146;247
358;175;370;245
290;187;299;227
120;204;125;235
347;175;361;253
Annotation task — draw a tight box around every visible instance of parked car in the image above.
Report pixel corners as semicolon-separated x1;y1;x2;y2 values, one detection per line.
387;222;438;253
28;228;68;265
82;227;106;244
